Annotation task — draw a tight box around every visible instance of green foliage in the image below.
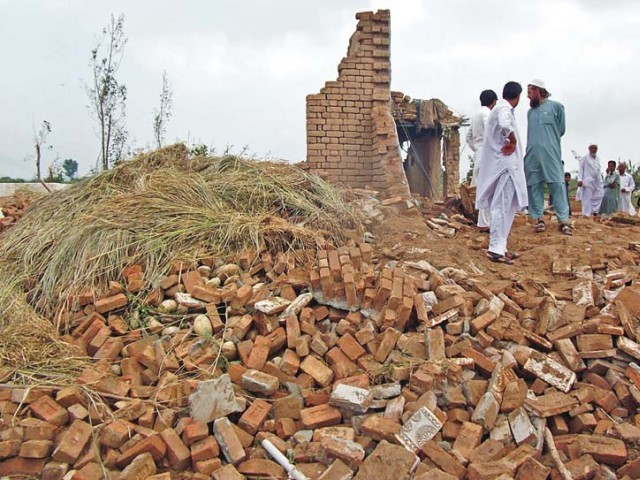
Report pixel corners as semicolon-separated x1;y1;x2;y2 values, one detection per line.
0;177;27;183
190;144;214;157
62;159;79;180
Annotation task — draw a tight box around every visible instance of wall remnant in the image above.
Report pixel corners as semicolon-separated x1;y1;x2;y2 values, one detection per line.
303;10;461;201
304;10;409;199
393;94;462;201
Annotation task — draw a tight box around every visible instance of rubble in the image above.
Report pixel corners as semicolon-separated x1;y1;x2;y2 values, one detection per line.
4;99;640;480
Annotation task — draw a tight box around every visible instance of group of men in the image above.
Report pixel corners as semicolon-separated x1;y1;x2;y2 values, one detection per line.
576;144;636;217
468;79;569;265
466;79;636;265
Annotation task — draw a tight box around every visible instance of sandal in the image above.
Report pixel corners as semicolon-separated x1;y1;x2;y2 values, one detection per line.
505;251;520;260
487;251;514;265
560;223;572;236
535;220;546;233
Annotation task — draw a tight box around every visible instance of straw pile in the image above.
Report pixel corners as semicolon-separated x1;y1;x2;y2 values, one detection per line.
0;144;361;377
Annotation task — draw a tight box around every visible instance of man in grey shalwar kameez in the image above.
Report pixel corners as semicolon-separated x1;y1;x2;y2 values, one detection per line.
524;79;572;235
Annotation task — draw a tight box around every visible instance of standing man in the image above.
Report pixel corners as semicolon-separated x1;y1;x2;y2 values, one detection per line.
475;81;528;265
617;162;636;215
576;144;604;217
564;171;573;217
467;89;498;231
524;79;572;235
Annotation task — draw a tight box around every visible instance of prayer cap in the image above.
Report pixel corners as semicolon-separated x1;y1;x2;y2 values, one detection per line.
529;79;550;95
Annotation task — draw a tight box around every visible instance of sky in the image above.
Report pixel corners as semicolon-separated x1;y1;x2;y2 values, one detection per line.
1;0;639;180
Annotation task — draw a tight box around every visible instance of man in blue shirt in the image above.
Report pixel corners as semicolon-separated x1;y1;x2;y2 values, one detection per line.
524;79;572;235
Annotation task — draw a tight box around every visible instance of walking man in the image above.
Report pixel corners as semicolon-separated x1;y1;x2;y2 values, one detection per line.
524;79;572;235
475;82;528;265
617;162;636;215
576;144;604;217
467;89;498;231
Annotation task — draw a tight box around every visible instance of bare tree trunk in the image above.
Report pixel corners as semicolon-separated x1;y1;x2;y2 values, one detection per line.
35;143;52;193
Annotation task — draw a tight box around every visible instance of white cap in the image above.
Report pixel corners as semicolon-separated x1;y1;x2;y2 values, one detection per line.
529;78;550;95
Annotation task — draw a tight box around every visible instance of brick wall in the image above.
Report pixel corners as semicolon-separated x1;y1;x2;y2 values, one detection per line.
304;10;410;199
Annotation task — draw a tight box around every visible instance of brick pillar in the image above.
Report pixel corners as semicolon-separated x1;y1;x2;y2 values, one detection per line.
305;10;410;200
443;127;460;199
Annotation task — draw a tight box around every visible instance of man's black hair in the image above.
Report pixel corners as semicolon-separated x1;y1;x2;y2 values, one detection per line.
479;89;498;107
502;81;522;100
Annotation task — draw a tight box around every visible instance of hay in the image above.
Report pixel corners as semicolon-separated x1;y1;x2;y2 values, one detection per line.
0;144;362;322
0;265;88;383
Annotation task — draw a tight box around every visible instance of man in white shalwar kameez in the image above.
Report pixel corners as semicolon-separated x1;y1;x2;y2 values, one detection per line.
475;82;528;264
576;144;604;217
617;163;636;215
467;89;498;230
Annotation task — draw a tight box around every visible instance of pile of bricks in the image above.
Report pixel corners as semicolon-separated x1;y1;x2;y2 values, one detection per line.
3;236;640;479
0;192;33;232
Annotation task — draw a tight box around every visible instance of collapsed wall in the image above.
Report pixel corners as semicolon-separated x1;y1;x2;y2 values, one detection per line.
304;10;410;199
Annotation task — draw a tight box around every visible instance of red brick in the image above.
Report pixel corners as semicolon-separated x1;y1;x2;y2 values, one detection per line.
117;434;167;468
160;428;191;471
300;404;342;429
190;436;220;462
238;399;272;435
29;395;69;426
52;420;93;463
0;457;45;477
95;293;128;313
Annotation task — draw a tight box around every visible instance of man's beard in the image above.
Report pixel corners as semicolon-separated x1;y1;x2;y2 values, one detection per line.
529;98;541;108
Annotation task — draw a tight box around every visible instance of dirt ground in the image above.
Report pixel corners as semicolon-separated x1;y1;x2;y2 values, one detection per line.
371;199;640;290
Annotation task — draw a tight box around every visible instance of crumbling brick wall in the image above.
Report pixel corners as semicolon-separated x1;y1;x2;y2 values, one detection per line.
305;10;410;199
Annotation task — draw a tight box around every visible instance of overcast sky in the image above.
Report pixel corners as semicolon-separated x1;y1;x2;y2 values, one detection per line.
1;0;639;180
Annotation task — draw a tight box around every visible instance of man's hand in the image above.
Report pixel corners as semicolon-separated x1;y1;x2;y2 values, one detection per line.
577;180;583;187
501;142;516;155
501;132;517;156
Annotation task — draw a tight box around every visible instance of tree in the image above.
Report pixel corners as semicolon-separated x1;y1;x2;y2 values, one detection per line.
87;14;128;171
45;158;65;183
34;120;52;191
62;159;79;180
153;71;173;149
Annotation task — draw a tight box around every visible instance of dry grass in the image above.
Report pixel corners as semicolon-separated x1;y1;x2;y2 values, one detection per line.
0;144;361;380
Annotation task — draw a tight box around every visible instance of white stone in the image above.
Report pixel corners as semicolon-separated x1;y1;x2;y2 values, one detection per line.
241;369;279;395
508;408;537;446
193;314;213;337
488;295;505;317
279;293;313;320
396;406;443;452
471;391;499;431
254;297;291;315
329;384;373;414
618;336;640;361
371;382;402;399
490;415;514;444
523;352;576;393
189;374;240;422
158;299;178;313
174;292;206;309
572;281;594;307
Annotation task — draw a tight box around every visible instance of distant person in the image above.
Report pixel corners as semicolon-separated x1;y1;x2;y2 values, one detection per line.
475;81;527;265
617;162;636;215
524;79;572;235
467;89;498;232
576;144;604;217
565;171;572;216
598;160;620;218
